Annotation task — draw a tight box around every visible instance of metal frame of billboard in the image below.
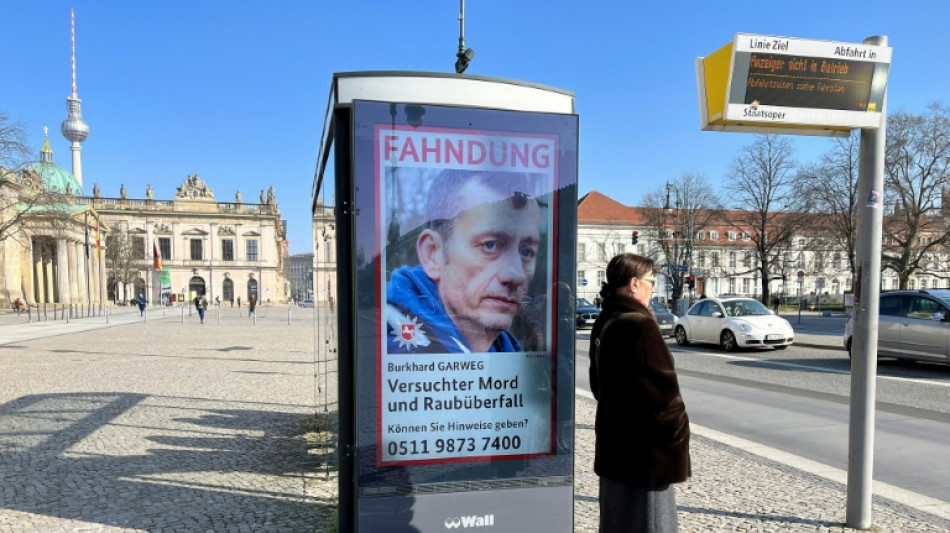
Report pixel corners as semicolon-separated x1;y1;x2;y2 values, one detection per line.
696;33;891;137
312;72;577;533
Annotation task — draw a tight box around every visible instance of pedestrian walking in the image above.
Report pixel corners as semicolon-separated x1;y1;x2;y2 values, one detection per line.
771;295;781;315
589;253;691;533
248;295;257;318
196;293;208;324
237;296;241;309
136;294;147;316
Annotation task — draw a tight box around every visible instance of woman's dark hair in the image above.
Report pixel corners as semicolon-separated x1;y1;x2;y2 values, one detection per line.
599;253;655;299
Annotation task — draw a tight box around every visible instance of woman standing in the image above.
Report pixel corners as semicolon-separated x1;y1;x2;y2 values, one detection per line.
589;253;691;532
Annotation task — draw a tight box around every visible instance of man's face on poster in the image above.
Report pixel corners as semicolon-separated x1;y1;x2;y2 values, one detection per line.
419;180;541;347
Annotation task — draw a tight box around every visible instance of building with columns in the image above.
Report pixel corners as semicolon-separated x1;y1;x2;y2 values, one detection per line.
0;136;108;309
76;175;288;306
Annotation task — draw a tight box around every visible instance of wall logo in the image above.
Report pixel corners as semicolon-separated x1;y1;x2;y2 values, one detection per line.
444;514;495;529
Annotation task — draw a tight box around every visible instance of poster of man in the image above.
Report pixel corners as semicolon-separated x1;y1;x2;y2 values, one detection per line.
377;123;558;464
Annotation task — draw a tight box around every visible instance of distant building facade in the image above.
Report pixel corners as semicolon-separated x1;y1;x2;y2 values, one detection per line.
312;197;336;306
286;253;314;301
76;175;288;306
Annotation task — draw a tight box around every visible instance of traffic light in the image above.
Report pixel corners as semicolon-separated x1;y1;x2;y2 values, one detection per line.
688;275;696;290
632;231;639;245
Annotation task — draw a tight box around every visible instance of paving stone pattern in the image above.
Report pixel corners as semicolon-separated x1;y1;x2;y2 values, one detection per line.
0;308;945;532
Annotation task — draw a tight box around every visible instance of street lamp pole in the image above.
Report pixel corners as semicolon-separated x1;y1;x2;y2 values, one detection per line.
665;182;682;314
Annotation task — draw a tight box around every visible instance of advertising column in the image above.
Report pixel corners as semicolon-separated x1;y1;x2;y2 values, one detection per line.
351;100;577;532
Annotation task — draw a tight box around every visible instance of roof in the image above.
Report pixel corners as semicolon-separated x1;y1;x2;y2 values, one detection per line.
578;191;646;225
26;136;84;196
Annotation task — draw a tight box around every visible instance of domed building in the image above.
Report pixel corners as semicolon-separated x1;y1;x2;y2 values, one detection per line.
0;131;108;309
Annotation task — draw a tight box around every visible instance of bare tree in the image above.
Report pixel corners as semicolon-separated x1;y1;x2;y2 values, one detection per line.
105;231;140;304
882;102;950;288
800;131;861;280
1;110;74;244
725;135;811;303
640;173;722;306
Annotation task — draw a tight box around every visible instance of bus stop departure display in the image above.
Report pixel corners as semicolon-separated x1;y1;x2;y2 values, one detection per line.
739;53;876;111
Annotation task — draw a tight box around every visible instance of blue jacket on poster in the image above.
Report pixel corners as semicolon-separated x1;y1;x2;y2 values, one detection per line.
385;265;523;353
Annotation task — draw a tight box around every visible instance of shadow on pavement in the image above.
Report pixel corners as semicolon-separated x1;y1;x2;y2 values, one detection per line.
0;392;337;531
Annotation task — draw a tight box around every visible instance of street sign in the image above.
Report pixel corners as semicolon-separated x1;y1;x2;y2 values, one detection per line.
697;33;892;136
797;270;805;280
581;278;588;286
816;277;825;289
675;265;689;273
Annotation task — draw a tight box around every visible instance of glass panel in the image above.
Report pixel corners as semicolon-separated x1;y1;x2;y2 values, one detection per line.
246;239;258;262
159;237;171;260
221;239;234;261
190;239;202;260
352;101;577;492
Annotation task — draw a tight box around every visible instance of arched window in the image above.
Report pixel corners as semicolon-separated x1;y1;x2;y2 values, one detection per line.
247;278;258;300
189;276;206;296
223;278;234;302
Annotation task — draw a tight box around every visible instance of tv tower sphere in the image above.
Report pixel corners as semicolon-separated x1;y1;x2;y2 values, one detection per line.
61;98;89;143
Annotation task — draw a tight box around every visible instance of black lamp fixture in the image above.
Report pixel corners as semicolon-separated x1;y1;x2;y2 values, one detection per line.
455;0;475;74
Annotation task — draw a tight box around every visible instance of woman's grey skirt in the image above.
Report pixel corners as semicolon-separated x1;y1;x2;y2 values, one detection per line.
599;476;678;533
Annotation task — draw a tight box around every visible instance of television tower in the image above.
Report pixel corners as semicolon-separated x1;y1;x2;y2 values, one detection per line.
61;8;90;186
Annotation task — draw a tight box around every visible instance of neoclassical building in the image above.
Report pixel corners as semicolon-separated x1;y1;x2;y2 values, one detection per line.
312;195;336;305
0;137;108;309
75;175;288;306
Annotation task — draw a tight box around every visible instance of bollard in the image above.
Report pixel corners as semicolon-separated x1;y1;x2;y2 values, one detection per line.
54;304;58;321
66;305;70;323
44;304;48;321
253;312;257;325
287;307;292;325
181;302;185;323
144;305;148;323
28;307;32;323
217;306;221;324
106;307;110;324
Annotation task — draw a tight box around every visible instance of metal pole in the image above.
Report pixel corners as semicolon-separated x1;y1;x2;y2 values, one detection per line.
181;302;185;323
846;34;887;531
288;307;292;325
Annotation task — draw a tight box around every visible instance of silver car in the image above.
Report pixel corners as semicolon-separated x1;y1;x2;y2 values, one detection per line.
844;289;950;364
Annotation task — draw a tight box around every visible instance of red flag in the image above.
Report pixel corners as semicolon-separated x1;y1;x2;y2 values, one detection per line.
153;240;162;270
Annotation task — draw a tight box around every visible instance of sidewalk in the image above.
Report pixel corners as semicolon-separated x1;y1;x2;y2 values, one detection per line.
0;309;946;531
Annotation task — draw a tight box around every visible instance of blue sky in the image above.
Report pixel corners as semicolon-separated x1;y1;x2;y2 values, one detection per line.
1;1;946;253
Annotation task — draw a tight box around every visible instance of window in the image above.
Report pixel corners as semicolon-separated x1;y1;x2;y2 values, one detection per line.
577;270;586;286
596;270;605;288
247;239;259;262
833;252;841;270
696;230;705;241
711;251;720;267
698;251;706;268
729;251;737;268
727;231;737;241
742;278;751;294
742;232;751;241
743;252;752;268
132;237;145;258
221;239;234;261
815;253;824;271
798;239;806;247
190;239;203;260
728;278;736;292
710;230;719;240
665;229;673;239
578;243;586;261
158;237;171;261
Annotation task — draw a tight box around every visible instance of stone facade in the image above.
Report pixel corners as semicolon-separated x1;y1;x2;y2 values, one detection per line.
75;175;288;306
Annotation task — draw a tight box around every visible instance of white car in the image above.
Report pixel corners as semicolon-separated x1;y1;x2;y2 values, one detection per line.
674;297;794;351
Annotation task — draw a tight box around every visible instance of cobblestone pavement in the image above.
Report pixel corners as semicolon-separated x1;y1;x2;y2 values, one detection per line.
0;308;946;531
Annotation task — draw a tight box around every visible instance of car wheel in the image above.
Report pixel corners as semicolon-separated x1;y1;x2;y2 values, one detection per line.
720;330;738;352
675;326;690;346
774;345;788;351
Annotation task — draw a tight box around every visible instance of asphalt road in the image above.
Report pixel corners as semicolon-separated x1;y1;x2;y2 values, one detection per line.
575;333;950;502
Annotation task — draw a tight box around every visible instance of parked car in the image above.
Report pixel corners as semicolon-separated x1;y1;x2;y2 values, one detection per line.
674;297;793;351
650;300;678;338
575;297;600;329
843;289;950;364
298;299;314;308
